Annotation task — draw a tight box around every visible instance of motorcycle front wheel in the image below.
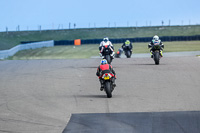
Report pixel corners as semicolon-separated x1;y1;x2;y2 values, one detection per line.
126;51;131;58
154;52;160;65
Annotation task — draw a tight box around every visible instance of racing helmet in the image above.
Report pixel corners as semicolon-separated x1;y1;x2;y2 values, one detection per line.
153;35;159;41
125;40;130;45
100;59;108;65
103;37;109;43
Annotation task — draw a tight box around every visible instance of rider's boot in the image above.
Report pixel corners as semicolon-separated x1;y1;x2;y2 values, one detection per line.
99;53;105;59
113;83;116;87
160;50;163;57
150;51;153;58
112;78;116;87
111;52;115;59
100;79;104;91
99;52;102;57
100;85;104;91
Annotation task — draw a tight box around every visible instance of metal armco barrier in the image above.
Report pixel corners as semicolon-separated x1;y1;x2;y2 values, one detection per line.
0;40;54;59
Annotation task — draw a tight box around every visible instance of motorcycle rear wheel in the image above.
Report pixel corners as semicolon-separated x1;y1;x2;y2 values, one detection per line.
105;55;111;64
126;51;131;58
154;52;160;65
105;81;112;98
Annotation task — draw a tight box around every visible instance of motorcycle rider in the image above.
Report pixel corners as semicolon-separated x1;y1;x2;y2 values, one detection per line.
96;59;116;91
99;37;115;58
115;48;123;58
148;35;164;58
121;40;133;53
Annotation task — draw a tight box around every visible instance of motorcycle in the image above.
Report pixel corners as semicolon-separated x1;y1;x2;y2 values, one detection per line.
122;45;132;58
101;73;115;98
101;45;113;64
151;41;162;65
115;48;123;58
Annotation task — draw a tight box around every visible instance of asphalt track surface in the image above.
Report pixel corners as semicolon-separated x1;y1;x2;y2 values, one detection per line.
0;52;200;133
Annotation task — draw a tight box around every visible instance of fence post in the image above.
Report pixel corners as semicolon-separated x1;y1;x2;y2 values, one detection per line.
6;27;8;34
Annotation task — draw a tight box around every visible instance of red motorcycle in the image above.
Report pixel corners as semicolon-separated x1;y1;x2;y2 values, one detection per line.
101;73;115;98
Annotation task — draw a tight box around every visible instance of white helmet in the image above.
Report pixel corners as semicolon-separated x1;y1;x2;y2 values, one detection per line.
153;35;159;41
103;37;109;42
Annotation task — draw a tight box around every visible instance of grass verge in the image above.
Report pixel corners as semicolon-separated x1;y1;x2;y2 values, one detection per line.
6;41;200;60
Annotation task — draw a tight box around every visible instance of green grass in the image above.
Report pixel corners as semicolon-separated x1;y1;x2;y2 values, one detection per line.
7;41;200;60
7;45;99;60
1;25;200;50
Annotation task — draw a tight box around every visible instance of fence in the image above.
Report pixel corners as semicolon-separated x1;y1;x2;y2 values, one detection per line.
0;40;54;59
53;35;200;46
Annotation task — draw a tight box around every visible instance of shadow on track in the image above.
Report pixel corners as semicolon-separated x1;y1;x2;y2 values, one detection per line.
130;63;167;66
75;94;122;99
63;111;200;133
79;66;98;69
75;94;107;98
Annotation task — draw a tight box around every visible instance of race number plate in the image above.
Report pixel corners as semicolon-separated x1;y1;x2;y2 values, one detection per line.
104;76;110;80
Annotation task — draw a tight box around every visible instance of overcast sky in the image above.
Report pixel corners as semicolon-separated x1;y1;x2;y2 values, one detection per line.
0;0;200;31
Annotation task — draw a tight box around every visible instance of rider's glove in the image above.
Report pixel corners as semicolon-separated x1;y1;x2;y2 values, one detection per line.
111;52;115;56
